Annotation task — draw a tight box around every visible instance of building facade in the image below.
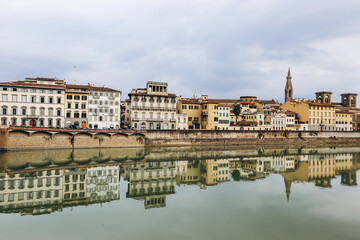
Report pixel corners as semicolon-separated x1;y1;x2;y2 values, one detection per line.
0;78;65;128
65;84;89;128
88;86;121;129
129;82;177;130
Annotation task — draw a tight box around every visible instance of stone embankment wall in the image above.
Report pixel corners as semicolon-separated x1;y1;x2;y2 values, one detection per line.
1;127;360;151
0;127;145;151
145;130;360;147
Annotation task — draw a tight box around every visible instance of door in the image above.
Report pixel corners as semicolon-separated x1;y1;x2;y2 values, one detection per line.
81;121;86;129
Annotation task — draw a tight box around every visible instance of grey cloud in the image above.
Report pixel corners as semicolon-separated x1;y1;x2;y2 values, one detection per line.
1;0;360;102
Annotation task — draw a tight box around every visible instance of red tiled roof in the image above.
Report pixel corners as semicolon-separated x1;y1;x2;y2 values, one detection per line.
0;81;65;89
336;110;352;114
128;92;177;97
307;102;335;107
66;84;120;92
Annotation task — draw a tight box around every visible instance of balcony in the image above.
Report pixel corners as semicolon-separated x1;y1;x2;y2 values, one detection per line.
133;97;139;102
164;99;169;103
149;98;155;102
170;118;176;122
132;106;176;111
141;98;147;102
27;115;40;119
171;99;176;103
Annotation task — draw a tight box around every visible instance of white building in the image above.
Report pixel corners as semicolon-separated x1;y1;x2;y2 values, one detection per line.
177;113;188;130
0;169;63;215
86;166;120;202
129;81;178;130
0;78;65;128
88;86;121;129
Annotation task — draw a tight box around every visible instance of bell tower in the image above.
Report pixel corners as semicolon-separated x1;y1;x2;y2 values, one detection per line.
284;68;293;103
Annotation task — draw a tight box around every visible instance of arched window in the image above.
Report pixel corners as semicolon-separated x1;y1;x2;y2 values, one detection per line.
48;108;53;116
40;107;45;116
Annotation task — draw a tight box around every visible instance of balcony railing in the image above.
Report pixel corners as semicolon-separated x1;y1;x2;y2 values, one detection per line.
131;106;176;111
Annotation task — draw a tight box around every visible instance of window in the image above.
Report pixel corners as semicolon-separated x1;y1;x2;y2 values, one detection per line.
57;97;61;104
81;96;87;100
12;108;17;115
22;108;26;115
74;112;79;118
22;95;27;102
57;109;61;116
67;103;71;108
49;97;53;103
40;97;45;103
74;95;80;100
31;96;36;103
75;103;79;109
12;95;17;102
2;94;7;101
67;95;73;100
81;104;86;109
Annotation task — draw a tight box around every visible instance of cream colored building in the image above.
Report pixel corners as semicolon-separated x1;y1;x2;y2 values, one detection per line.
129;82;177;130
177;113;188;130
65;84;89;128
63;168;87;201
0;77;65;128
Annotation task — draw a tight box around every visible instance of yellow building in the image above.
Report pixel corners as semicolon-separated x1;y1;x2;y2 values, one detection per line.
177;99;202;129
201;101;219;130
308;155;336;182
65;85;89;128
281;100;336;131
335;110;353;131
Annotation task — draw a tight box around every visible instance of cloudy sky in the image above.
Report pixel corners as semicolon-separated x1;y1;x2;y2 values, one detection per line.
1;0;360;102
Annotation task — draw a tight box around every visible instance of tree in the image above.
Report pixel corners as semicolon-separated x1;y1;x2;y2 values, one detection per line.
232;104;242;125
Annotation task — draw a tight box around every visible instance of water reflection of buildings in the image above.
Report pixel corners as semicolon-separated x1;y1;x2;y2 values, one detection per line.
87;166;120;203
176;159;230;189
123;161;176;209
0;165;120;215
281;153;358;201
0;149;359;214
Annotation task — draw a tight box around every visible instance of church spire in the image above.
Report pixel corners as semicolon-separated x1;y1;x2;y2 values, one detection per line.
284;179;292;202
285;68;293;103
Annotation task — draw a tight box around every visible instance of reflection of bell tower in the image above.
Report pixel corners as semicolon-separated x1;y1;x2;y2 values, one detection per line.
284;179;292;202
285;68;293;103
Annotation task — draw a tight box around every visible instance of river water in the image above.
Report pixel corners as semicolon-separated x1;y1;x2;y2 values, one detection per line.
0;145;359;240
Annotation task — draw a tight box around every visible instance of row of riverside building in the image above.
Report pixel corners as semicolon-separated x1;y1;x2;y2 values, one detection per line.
1;70;360;131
